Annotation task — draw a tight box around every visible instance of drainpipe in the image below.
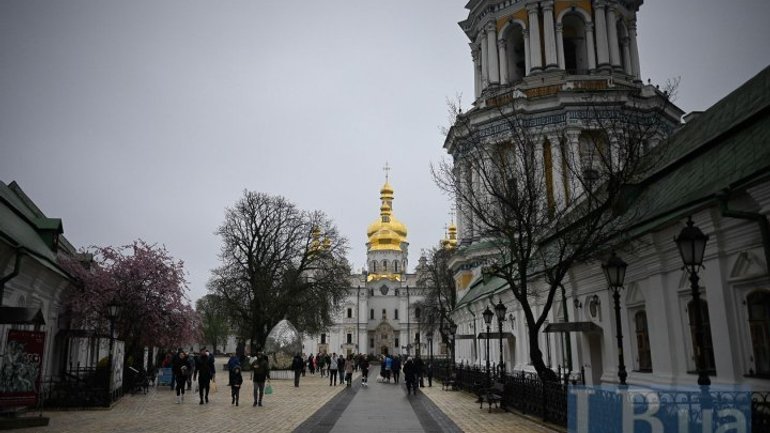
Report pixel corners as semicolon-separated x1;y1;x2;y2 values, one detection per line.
718;190;770;274
0;247;26;306
467;305;478;365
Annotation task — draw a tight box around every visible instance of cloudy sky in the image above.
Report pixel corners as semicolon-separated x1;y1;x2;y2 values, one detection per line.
1;0;768;303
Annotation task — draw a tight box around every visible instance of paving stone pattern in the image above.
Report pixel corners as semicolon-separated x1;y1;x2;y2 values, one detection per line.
13;359;562;433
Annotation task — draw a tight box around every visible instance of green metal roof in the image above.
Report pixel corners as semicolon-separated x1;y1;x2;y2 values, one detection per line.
0;181;73;279
456;275;508;307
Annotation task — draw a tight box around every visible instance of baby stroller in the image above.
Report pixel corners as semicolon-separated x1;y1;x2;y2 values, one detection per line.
128;366;150;395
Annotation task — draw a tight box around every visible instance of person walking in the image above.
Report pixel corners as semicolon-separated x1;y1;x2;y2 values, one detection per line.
307;354;315;375
403;357;417;395
384;355;393;383
328;353;338;386
230;366;243;406
426;361;433;387
318;353;326;378
392;356;401;384
414;355;425;387
337;354;346;386
227;353;240;386
251;353;270;407
360;356;369;387
344;355;354;387
172;351;189;403
194;349;216;404
186;351;195;390
292;353;304;387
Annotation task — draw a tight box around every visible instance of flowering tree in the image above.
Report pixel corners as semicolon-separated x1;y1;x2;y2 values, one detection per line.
60;240;200;364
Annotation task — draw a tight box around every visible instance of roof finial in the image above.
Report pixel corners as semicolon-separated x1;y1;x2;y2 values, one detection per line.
383;161;391;182
449;208;456;224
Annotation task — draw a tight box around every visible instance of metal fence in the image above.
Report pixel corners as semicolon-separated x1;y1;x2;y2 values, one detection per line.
435;362;770;431
40;364;111;408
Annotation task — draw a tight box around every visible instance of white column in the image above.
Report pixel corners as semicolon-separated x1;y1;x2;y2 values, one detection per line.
585;22;597;71
542;1;558;69
480;32;489;88
472;44;482;99
555;23;565;70
564;129;582;201
628;20;641;80
523;29;531;75
527;3;542;71
486;22;500;84
498;39;509;85
594;1;610;68
606;5;621;69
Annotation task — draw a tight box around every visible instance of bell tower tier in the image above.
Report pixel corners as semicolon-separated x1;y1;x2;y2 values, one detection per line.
366;172;408;281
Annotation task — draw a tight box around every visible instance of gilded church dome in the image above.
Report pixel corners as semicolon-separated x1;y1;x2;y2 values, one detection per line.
367;181;408;251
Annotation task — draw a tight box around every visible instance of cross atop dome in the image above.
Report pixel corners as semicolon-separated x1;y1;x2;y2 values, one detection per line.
383;161;391;182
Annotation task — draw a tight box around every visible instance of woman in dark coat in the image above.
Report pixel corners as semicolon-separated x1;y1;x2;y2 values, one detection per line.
194;350;215;404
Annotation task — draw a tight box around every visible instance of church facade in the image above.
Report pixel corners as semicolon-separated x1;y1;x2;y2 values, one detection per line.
444;0;770;390
301;179;442;357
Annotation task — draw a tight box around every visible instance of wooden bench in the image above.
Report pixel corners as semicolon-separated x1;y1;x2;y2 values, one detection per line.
478;383;504;413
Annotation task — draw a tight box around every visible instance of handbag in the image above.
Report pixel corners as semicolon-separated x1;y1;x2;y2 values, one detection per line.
210;380;217;394
264;383;273;395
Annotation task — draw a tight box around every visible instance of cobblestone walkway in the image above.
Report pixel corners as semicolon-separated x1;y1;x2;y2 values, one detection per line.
13;365;563;433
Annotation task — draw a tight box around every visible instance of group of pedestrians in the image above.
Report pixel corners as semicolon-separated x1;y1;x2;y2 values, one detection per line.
166;347;217;405
379;354;433;395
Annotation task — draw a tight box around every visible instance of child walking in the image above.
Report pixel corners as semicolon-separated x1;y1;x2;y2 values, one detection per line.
230;366;243;406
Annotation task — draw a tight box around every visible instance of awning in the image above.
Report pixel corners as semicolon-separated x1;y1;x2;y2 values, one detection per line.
544;321;602;334
454;334;477;340
0;306;46;325
477;332;515;339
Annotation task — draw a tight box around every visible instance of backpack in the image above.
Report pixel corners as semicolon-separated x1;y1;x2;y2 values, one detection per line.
180;365;189;376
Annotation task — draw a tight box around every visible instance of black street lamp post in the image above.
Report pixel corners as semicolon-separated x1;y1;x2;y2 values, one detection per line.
106;302;121;406
427;334;433;365
482;306;494;386
494;300;507;377
675;217;710;387
602;252;628;386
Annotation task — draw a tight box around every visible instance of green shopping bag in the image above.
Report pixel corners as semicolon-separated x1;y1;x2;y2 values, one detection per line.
264;383;273;395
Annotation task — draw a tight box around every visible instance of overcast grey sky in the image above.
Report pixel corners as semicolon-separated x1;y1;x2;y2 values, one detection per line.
2;1;768;303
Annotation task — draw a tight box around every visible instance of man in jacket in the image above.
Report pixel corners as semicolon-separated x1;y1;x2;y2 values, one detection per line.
194;349;216;404
251;353;270;407
291;353;304;387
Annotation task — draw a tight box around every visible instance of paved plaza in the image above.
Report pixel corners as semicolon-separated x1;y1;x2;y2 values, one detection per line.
12;360;562;433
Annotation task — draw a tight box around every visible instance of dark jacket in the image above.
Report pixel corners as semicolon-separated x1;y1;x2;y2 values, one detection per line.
251;356;270;382
403;359;417;382
414;357;424;375
292;355;304;371
392;357;401;373
172;354;188;378
195;353;215;382
231;369;243;387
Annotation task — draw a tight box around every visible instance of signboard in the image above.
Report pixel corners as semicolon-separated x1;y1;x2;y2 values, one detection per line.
0;330;46;407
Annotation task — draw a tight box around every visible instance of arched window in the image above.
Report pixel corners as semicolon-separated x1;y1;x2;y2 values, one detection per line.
371;261;377;273
394;261;399;273
382;260;388;272
501;22;526;81
370;309;374;320
688;299;716;373
562;14;589;74
635;311;652;372
748;291;770;375
415;307;421;319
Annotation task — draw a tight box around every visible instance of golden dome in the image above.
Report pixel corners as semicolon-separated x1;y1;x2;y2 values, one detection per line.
367;180;408;251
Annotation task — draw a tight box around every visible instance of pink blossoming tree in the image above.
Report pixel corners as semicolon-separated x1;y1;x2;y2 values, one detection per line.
60;240;200;365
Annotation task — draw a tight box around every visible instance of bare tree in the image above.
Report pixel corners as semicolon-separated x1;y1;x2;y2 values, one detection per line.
208;191;351;353
413;246;458;352
434;84;680;381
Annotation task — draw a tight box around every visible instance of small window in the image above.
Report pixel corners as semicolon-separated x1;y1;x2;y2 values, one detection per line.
369;338;374;348
382;309;387;319
395;338;399;347
371;261;377;272
382;260;388;271
415;333;420;342
370;309;374;320
748;291;770;375
635;311;652;372
347;334;352;344
394;262;399;273
415;308;421;319
395;309;399;320
382;334;388;340
321;334;326;344
347;308;352;318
